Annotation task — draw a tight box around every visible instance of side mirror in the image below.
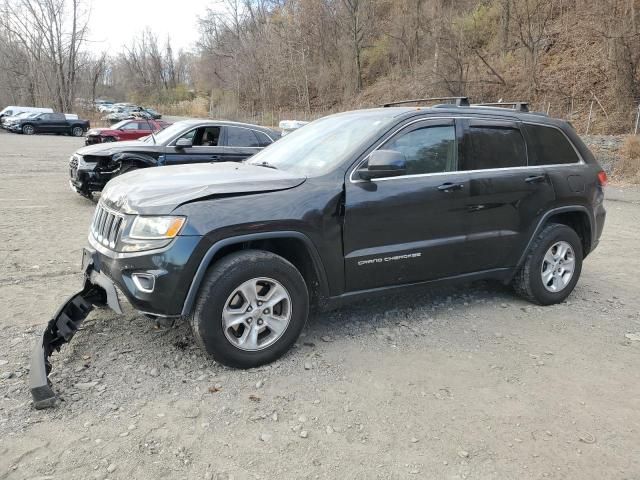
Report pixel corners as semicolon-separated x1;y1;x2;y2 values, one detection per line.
175;138;193;149
359;150;407;180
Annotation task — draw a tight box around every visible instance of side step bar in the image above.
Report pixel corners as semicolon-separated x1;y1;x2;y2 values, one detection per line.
29;280;107;409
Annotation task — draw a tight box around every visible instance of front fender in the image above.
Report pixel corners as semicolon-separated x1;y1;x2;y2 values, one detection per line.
180;231;329;316
112;152;158;167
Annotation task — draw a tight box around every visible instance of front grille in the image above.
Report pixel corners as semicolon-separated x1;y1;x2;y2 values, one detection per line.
91;204;124;249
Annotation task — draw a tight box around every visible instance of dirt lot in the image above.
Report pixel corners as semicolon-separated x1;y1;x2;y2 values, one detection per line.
1;130;639;480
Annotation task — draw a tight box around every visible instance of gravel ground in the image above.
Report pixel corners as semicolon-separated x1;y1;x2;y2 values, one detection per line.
581;135;626;176
1;130;639;480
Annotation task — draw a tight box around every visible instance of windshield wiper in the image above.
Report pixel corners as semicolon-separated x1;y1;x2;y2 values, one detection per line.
150;131;157;144
253;161;278;170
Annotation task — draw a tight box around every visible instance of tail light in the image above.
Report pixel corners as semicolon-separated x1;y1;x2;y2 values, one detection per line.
597;171;607;187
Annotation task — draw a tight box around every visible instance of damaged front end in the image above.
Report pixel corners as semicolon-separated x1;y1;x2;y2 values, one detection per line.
29;253;123;409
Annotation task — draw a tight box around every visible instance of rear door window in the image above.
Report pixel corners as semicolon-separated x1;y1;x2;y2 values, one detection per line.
524;124;580;165
226;127;261;147
463;125;527;170
51;113;66;121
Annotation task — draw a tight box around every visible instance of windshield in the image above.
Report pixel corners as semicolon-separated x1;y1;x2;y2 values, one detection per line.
148;121;193;144
110;120;129;129
248;111;396;176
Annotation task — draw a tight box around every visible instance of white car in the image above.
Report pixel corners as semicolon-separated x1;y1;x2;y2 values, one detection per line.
1;111;39;128
0;105;53;123
279;120;309;136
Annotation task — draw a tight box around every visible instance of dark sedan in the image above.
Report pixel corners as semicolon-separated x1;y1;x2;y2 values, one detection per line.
69;119;280;197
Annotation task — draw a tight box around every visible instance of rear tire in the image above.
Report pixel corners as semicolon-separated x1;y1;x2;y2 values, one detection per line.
513;223;583;305
189;250;309;368
71;126;84;137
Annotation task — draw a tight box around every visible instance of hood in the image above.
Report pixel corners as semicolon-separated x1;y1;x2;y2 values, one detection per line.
76;140;151;156
87;127;117;136
100;162;307;215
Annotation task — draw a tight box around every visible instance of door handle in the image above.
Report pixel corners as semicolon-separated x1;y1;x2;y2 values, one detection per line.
437;182;464;192
525;174;546;184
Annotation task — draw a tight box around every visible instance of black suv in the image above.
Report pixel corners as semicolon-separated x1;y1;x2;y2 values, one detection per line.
10;112;90;136
69;119;280;197
31;100;606;408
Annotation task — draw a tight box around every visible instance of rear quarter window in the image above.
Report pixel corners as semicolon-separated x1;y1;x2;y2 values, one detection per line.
524;124;580;165
254;130;273;147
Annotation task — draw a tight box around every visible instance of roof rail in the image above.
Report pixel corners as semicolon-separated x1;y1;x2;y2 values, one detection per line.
381;97;470;108
472;102;529;113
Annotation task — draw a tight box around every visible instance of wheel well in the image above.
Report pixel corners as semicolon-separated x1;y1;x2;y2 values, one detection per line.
546;211;592;255
207;238;324;305
120;159;147;169
118;153;157;168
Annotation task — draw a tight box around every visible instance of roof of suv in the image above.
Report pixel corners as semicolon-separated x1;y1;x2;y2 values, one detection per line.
177;118;279;136
362;105;565;127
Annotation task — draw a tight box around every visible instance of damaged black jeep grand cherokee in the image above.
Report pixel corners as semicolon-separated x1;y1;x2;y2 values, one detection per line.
31;99;607;408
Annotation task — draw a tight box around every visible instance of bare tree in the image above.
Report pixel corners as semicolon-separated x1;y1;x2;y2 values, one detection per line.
512;0;553;94
0;0;89;111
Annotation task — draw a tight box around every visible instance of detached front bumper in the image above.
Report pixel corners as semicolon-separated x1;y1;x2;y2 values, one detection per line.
29;251;122;409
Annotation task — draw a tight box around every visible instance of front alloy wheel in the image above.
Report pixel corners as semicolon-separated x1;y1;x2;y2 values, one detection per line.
222;277;292;351
22;125;34;135
189;250;309;368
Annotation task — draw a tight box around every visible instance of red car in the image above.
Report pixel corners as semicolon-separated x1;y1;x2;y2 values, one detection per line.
84;119;170;145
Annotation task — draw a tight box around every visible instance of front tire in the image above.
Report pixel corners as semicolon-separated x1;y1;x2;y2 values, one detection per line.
189;250;309;368
22;124;35;135
513;223;583;305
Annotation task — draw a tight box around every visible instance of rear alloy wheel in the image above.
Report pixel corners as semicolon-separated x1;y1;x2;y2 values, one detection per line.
22;124;35;135
513;223;583;305
189;250;309;368
540;241;576;293
72;126;84;137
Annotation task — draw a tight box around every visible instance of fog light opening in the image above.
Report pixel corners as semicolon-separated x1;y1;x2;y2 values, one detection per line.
132;273;156;293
